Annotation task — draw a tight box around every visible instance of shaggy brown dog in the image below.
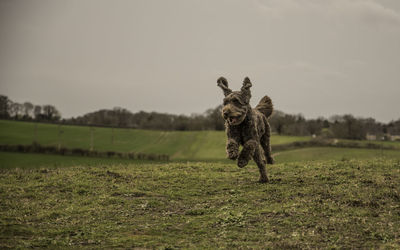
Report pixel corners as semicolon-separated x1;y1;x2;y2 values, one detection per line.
217;76;274;183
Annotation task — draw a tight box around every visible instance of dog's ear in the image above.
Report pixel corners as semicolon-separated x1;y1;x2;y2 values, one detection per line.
240;77;252;103
217;77;232;97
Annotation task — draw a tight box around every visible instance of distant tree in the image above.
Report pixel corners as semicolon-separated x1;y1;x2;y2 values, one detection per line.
42;105;61;121
187;113;208;130
361;117;383;136
34;105;42;120
23;102;34;119
329;115;344;123
323;119;330;128
269;110;286;134
173;115;190;131
113;107;132;127
330;114;366;140
9;102;23;119
387;119;400;135
306;118;324;135
0;95;10;118
204;105;225;130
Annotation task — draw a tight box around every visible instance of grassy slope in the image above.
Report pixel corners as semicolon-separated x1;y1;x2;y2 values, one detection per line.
0;120;310;160
1;159;399;248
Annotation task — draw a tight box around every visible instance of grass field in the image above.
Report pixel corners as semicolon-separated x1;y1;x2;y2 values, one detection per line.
1;119;399;168
0;120;310;160
1;120;400;248
2;147;400;169
274;147;400;163
337;139;400;149
0;152;155;169
1;159;400;248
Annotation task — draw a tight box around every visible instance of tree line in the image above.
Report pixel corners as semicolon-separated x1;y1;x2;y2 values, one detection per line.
1;94;399;140
0;95;61;121
269;112;400;140
68;106;225;131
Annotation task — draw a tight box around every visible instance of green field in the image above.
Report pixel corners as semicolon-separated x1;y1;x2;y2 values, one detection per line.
337;138;400;149
0;120;310;160
274;147;400;163
1;120;400;248
0;152;156;169
2;147;400;169
1;159;400;248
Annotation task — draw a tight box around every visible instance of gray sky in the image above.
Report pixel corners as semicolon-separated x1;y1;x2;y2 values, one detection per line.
0;0;399;122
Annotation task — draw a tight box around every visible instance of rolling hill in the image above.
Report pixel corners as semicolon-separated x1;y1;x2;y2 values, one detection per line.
0;120;310;160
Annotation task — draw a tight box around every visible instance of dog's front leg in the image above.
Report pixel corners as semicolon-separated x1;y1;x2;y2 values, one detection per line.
226;125;240;160
237;139;257;168
226;139;239;160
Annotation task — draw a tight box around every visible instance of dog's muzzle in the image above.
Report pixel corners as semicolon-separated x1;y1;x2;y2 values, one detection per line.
222;107;246;125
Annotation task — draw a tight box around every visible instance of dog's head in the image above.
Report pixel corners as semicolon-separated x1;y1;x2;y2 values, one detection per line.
217;76;252;126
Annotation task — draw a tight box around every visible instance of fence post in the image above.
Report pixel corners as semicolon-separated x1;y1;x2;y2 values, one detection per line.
90;126;94;151
58;124;63;150
111;127;114;145
33;122;38;143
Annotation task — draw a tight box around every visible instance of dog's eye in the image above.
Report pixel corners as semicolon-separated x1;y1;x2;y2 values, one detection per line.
233;99;240;105
223;100;228;105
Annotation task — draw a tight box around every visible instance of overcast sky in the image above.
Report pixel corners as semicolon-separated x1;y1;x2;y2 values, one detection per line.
0;0;399;122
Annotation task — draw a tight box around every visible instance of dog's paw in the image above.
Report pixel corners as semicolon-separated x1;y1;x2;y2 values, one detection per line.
267;156;274;165
227;149;239;160
258;176;269;183
237;156;250;168
226;140;239;160
237;148;252;168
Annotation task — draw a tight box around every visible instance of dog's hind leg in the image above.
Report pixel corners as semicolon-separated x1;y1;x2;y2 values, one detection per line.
253;145;269;183
261;123;274;164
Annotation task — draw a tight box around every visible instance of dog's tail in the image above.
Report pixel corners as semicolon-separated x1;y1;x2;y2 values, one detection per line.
255;95;273;119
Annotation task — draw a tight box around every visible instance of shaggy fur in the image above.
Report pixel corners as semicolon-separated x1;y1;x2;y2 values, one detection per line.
217;76;274;183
